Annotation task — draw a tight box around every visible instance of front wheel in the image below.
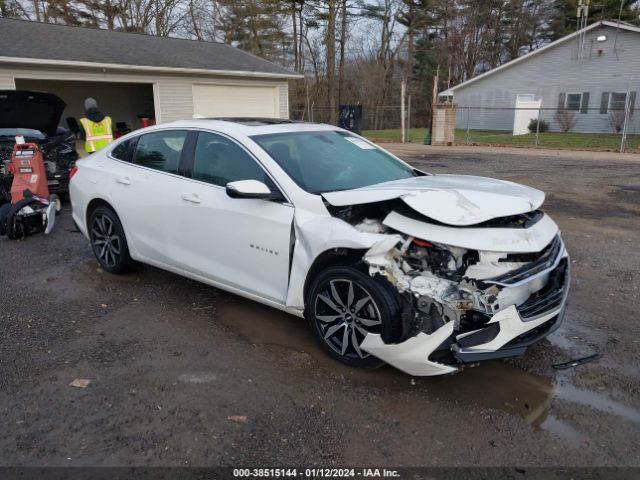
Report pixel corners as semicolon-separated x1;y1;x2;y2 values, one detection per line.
89;206;134;274
306;266;401;368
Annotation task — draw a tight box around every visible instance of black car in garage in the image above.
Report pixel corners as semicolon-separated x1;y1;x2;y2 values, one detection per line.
0;90;78;204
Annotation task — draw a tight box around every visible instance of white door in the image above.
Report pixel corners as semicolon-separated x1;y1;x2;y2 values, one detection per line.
192;84;278;118
176;131;294;303
110;129;190;268
513;94;541;136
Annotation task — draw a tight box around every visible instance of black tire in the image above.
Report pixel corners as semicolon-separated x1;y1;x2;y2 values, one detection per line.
89;206;134;274
306;265;401;368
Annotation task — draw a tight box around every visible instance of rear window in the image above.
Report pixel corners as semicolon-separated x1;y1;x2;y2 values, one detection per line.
133;130;187;174
110;138;137;162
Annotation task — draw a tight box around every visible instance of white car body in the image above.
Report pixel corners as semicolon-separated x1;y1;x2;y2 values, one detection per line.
70;119;569;376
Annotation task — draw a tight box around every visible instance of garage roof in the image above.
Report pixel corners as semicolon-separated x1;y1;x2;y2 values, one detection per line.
0;18;299;79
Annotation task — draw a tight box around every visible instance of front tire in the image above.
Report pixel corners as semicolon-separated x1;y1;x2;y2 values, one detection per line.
306;266;401;368
89;206;134;274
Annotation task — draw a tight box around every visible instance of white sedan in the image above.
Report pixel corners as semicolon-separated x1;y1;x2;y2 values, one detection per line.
70;119;569;376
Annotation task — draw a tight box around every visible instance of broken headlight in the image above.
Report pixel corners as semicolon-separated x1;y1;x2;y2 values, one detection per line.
403;238;478;281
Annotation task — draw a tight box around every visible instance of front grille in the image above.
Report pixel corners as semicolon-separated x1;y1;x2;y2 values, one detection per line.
484;235;563;286
518;258;568;319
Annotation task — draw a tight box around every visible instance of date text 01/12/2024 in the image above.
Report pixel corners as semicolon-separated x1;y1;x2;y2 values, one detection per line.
232;468;401;478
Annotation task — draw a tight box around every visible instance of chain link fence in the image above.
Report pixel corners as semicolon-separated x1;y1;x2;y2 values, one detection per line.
291;103;640;153
454;106;640;153
290;105;429;143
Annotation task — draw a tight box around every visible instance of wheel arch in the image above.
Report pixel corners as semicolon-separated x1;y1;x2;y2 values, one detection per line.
85;197;120;229
302;247;368;313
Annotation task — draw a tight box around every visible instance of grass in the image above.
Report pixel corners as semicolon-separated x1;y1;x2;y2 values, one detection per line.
362;128;429;143
362;128;640;152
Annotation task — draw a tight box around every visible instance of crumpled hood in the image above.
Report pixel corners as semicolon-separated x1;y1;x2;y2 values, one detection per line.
322;174;545;226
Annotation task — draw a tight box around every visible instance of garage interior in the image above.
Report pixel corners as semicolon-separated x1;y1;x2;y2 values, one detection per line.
14;79;156;136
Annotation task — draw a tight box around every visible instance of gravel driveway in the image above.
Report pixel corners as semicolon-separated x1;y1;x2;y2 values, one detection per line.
0;146;638;469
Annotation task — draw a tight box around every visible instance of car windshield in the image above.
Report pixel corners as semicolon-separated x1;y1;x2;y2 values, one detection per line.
251;130;417;193
0;128;45;139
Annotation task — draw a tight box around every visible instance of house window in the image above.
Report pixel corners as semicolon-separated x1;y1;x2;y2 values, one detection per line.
601;92;637;115
609;92;628;111
565;93;582;111
558;92;589;113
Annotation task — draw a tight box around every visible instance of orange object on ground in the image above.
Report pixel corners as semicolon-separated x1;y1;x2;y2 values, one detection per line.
9;142;50;203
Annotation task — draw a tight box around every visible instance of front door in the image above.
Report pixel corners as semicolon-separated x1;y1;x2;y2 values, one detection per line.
176;130;294;304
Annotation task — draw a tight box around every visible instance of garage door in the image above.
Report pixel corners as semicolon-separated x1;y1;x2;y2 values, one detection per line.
192;84;278;118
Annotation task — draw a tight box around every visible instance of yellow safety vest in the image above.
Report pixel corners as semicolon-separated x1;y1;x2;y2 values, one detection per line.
80;116;113;153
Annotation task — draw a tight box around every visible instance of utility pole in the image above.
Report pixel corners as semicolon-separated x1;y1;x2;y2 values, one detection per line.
577;0;590;60
401;79;406;143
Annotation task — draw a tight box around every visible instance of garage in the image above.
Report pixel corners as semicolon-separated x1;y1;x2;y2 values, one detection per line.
0;18;300;133
193;84;278;118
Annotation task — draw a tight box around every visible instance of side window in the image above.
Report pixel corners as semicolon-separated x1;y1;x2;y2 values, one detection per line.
565;93;582;111
192;131;267;187
111;137;137;162
133;130;187;174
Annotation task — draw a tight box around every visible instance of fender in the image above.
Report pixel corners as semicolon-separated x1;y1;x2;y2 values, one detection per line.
285;209;401;310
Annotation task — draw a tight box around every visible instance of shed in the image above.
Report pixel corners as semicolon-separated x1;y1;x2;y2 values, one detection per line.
0;18;300;133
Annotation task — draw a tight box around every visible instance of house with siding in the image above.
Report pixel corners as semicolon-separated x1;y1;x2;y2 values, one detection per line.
439;21;640;135
0;18;300;131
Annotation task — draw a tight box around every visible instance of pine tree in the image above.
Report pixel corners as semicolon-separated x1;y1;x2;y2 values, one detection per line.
550;0;640;39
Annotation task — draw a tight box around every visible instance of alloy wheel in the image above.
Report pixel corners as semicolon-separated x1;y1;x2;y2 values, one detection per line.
313;278;382;359
91;214;121;269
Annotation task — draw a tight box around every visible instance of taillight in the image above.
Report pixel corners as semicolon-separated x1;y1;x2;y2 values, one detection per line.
69;165;78;180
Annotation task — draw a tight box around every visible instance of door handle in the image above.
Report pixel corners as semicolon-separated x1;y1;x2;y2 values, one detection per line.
181;193;201;204
116;177;131;185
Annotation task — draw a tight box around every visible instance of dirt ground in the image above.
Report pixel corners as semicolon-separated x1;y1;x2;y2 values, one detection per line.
1;145;639;469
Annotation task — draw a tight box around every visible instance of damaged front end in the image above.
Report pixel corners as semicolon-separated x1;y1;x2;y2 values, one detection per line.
331;204;569;376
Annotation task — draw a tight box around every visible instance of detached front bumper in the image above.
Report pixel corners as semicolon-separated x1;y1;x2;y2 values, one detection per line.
362;248;570;376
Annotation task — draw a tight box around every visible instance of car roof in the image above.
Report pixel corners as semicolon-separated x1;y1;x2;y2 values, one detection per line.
159;118;342;136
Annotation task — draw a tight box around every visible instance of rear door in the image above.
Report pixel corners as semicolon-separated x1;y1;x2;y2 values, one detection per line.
175;130;294;303
110;129;191;268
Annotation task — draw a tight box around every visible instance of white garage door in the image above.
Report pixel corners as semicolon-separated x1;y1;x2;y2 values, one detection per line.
192;84;278;118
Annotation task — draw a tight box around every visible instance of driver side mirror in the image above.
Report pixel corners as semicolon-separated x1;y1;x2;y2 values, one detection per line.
225;180;272;199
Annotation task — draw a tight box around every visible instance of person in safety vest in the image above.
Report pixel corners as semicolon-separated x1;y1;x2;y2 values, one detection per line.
79;97;113;154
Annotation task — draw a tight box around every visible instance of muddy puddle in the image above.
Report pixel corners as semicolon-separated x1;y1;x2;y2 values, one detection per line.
215;296;640;447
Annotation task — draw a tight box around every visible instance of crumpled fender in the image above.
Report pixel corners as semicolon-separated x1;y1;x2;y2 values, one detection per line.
285;209;401;310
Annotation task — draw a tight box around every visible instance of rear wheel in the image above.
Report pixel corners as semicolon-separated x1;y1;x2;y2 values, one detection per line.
89;206;134;274
306;266;401;368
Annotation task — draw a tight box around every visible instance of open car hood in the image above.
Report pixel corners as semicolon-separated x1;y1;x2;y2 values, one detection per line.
0;90;66;137
322;175;545;226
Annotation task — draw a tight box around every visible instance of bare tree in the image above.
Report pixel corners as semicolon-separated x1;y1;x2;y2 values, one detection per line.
325;0;337;123
554;109;578;132
609;110;627;133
